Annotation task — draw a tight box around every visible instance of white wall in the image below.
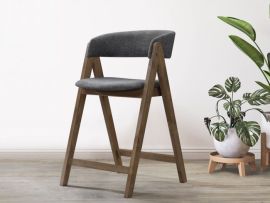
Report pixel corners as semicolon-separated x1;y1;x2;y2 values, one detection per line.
0;0;269;155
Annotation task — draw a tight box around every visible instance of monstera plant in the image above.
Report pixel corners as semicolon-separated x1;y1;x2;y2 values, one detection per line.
218;16;270;93
204;77;270;147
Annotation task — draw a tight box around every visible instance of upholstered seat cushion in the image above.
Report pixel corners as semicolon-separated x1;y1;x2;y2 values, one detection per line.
75;77;159;91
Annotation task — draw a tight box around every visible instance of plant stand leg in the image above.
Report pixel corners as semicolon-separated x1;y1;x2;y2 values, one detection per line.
238;162;246;177
208;159;218;173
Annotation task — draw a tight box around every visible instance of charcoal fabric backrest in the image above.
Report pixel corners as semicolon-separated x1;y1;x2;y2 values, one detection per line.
87;30;175;58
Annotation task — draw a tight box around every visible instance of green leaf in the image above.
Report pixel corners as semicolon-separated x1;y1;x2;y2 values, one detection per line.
243;93;251;100
218;16;256;41
210;122;229;142
255;81;270;93
223;100;242;117
263;70;270;80
225;77;241;92
235;121;261;146
208;84;229;99
268;53;270;65
243;89;270;105
229;35;264;68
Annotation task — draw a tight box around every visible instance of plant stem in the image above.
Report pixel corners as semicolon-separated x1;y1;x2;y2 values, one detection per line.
216;98;229;117
254;41;269;67
216;99;222;117
229;93;233;127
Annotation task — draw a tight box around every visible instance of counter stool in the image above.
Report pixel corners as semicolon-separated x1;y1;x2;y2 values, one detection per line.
60;30;187;198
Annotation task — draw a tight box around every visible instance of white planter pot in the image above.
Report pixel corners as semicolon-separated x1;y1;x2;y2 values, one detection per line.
260;112;270;148
213;128;250;158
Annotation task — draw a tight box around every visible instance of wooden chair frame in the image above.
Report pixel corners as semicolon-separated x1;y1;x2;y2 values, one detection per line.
60;42;187;198
261;133;270;170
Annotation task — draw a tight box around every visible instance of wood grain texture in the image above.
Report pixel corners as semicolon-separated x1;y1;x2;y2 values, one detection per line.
238;162;245;177
261;133;270;171
119;149;176;163
92;58;123;167
210;152;255;164
208;160;218;173
157;44;187;183
72;159;129;174
208;152;256;177
60;57;94;186
81;87;161;98
124;43;161;198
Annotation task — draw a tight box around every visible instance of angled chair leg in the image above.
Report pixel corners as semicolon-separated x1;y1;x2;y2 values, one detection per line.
161;85;187;183
157;57;187;183
60;90;87;186
124;43;160;198
100;95;123;166
124;95;152;198
60;56;93;186
92;57;123;167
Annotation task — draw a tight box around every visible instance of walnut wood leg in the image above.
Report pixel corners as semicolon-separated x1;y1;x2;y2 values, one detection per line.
90;57;123;167
208;160;218;173
238;162;246;177
162;94;187;183
100;96;122;167
124;44;159;198
60;90;86;186
92;57;122;167
124;95;153;197
158;55;187;183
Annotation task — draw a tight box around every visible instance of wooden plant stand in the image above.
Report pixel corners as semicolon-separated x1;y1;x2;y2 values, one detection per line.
208;152;256;176
261;133;270;170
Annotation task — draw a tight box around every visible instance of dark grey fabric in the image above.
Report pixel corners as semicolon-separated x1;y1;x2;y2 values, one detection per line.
76;77;159;91
87;30;175;58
